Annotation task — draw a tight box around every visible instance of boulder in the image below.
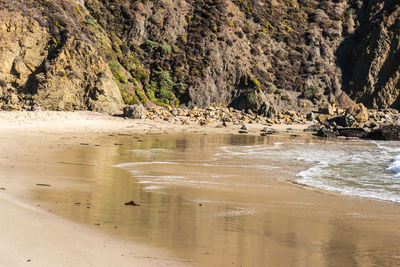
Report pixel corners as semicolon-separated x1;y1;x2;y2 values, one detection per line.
316;114;330;124
337;128;368;138
316;127;337;138
336;92;357;110
123;104;147;119
303;124;320;132
368;125;400;140
318;104;334;115
354;103;369;123
328;115;356;127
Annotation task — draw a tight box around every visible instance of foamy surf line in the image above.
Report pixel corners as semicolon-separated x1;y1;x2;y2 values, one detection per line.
296;164;400;203
388;155;400;178
113;161;177;168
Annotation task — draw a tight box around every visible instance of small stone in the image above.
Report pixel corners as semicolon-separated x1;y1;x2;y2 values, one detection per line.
261;127;275;134
124;201;140;206
36;183;51;187
241;125;248;130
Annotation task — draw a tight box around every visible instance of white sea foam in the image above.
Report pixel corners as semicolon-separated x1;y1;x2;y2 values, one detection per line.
373;141;400;153
115;139;400;204
388;155;400;178
143;185;163;191
112;162;135;168
113;161;176;168
215;208;256;217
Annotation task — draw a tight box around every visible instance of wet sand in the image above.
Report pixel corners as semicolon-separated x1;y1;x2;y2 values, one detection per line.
1;111;400;266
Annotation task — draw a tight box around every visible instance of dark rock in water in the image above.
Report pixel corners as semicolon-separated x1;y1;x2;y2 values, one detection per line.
368;125;400;140
123;105;147;119
337;128;368;138
328;115;356;128
316;127;337;138
124;201;140;206
241;125;248;130
303;124;320;132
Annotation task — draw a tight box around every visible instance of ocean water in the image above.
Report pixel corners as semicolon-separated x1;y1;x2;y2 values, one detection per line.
32;134;400;266
115;137;400;204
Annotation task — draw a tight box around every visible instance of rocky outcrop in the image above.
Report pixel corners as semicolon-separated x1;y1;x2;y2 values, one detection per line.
368;125;400;141
0;0;398;114
340;0;400;109
36;38;123;114
0;2;123;113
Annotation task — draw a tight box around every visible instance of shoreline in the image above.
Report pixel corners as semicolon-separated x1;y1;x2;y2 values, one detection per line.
0;110;310;134
1;111;400;266
0;111;309;266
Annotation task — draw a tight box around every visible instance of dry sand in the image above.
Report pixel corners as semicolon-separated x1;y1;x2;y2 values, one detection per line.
0;111;306;266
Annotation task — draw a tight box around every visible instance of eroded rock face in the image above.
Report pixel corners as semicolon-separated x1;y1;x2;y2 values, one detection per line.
341;0;400;109
37;38;123;114
0;2;123;113
0;0;398;113
0;11;48;101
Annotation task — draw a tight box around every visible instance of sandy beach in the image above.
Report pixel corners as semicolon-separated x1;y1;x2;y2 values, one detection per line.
1;111;400;266
0;111;299;266
0;111;206;267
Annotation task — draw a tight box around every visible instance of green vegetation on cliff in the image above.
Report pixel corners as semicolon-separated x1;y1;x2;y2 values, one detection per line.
0;0;398;112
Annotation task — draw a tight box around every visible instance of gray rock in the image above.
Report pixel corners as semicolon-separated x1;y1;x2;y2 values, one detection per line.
316;127;337;138
123;104;147;119
303;124;320;132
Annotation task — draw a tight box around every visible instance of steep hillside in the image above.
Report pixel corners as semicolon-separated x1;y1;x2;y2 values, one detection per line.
0;0;399;114
338;0;400;109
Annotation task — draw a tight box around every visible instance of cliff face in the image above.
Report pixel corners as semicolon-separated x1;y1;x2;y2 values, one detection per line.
339;0;400;109
0;0;124;113
0;0;399;113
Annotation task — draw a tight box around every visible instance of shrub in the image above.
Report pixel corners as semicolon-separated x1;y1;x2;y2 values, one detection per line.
246;92;256;105
145;71;179;106
84;19;95;26
108;61;122;73
108;61;127;84
135;87;148;104
159;44;172;54
303;85;321;99
121;90;139;105
145;39;158;46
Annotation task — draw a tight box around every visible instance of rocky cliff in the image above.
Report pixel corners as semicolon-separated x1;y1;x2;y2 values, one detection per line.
0;0;398;114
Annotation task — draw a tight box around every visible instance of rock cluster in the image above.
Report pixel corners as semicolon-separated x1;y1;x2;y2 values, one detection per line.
119;100;400;141
141;105;309;127
311;103;400;140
